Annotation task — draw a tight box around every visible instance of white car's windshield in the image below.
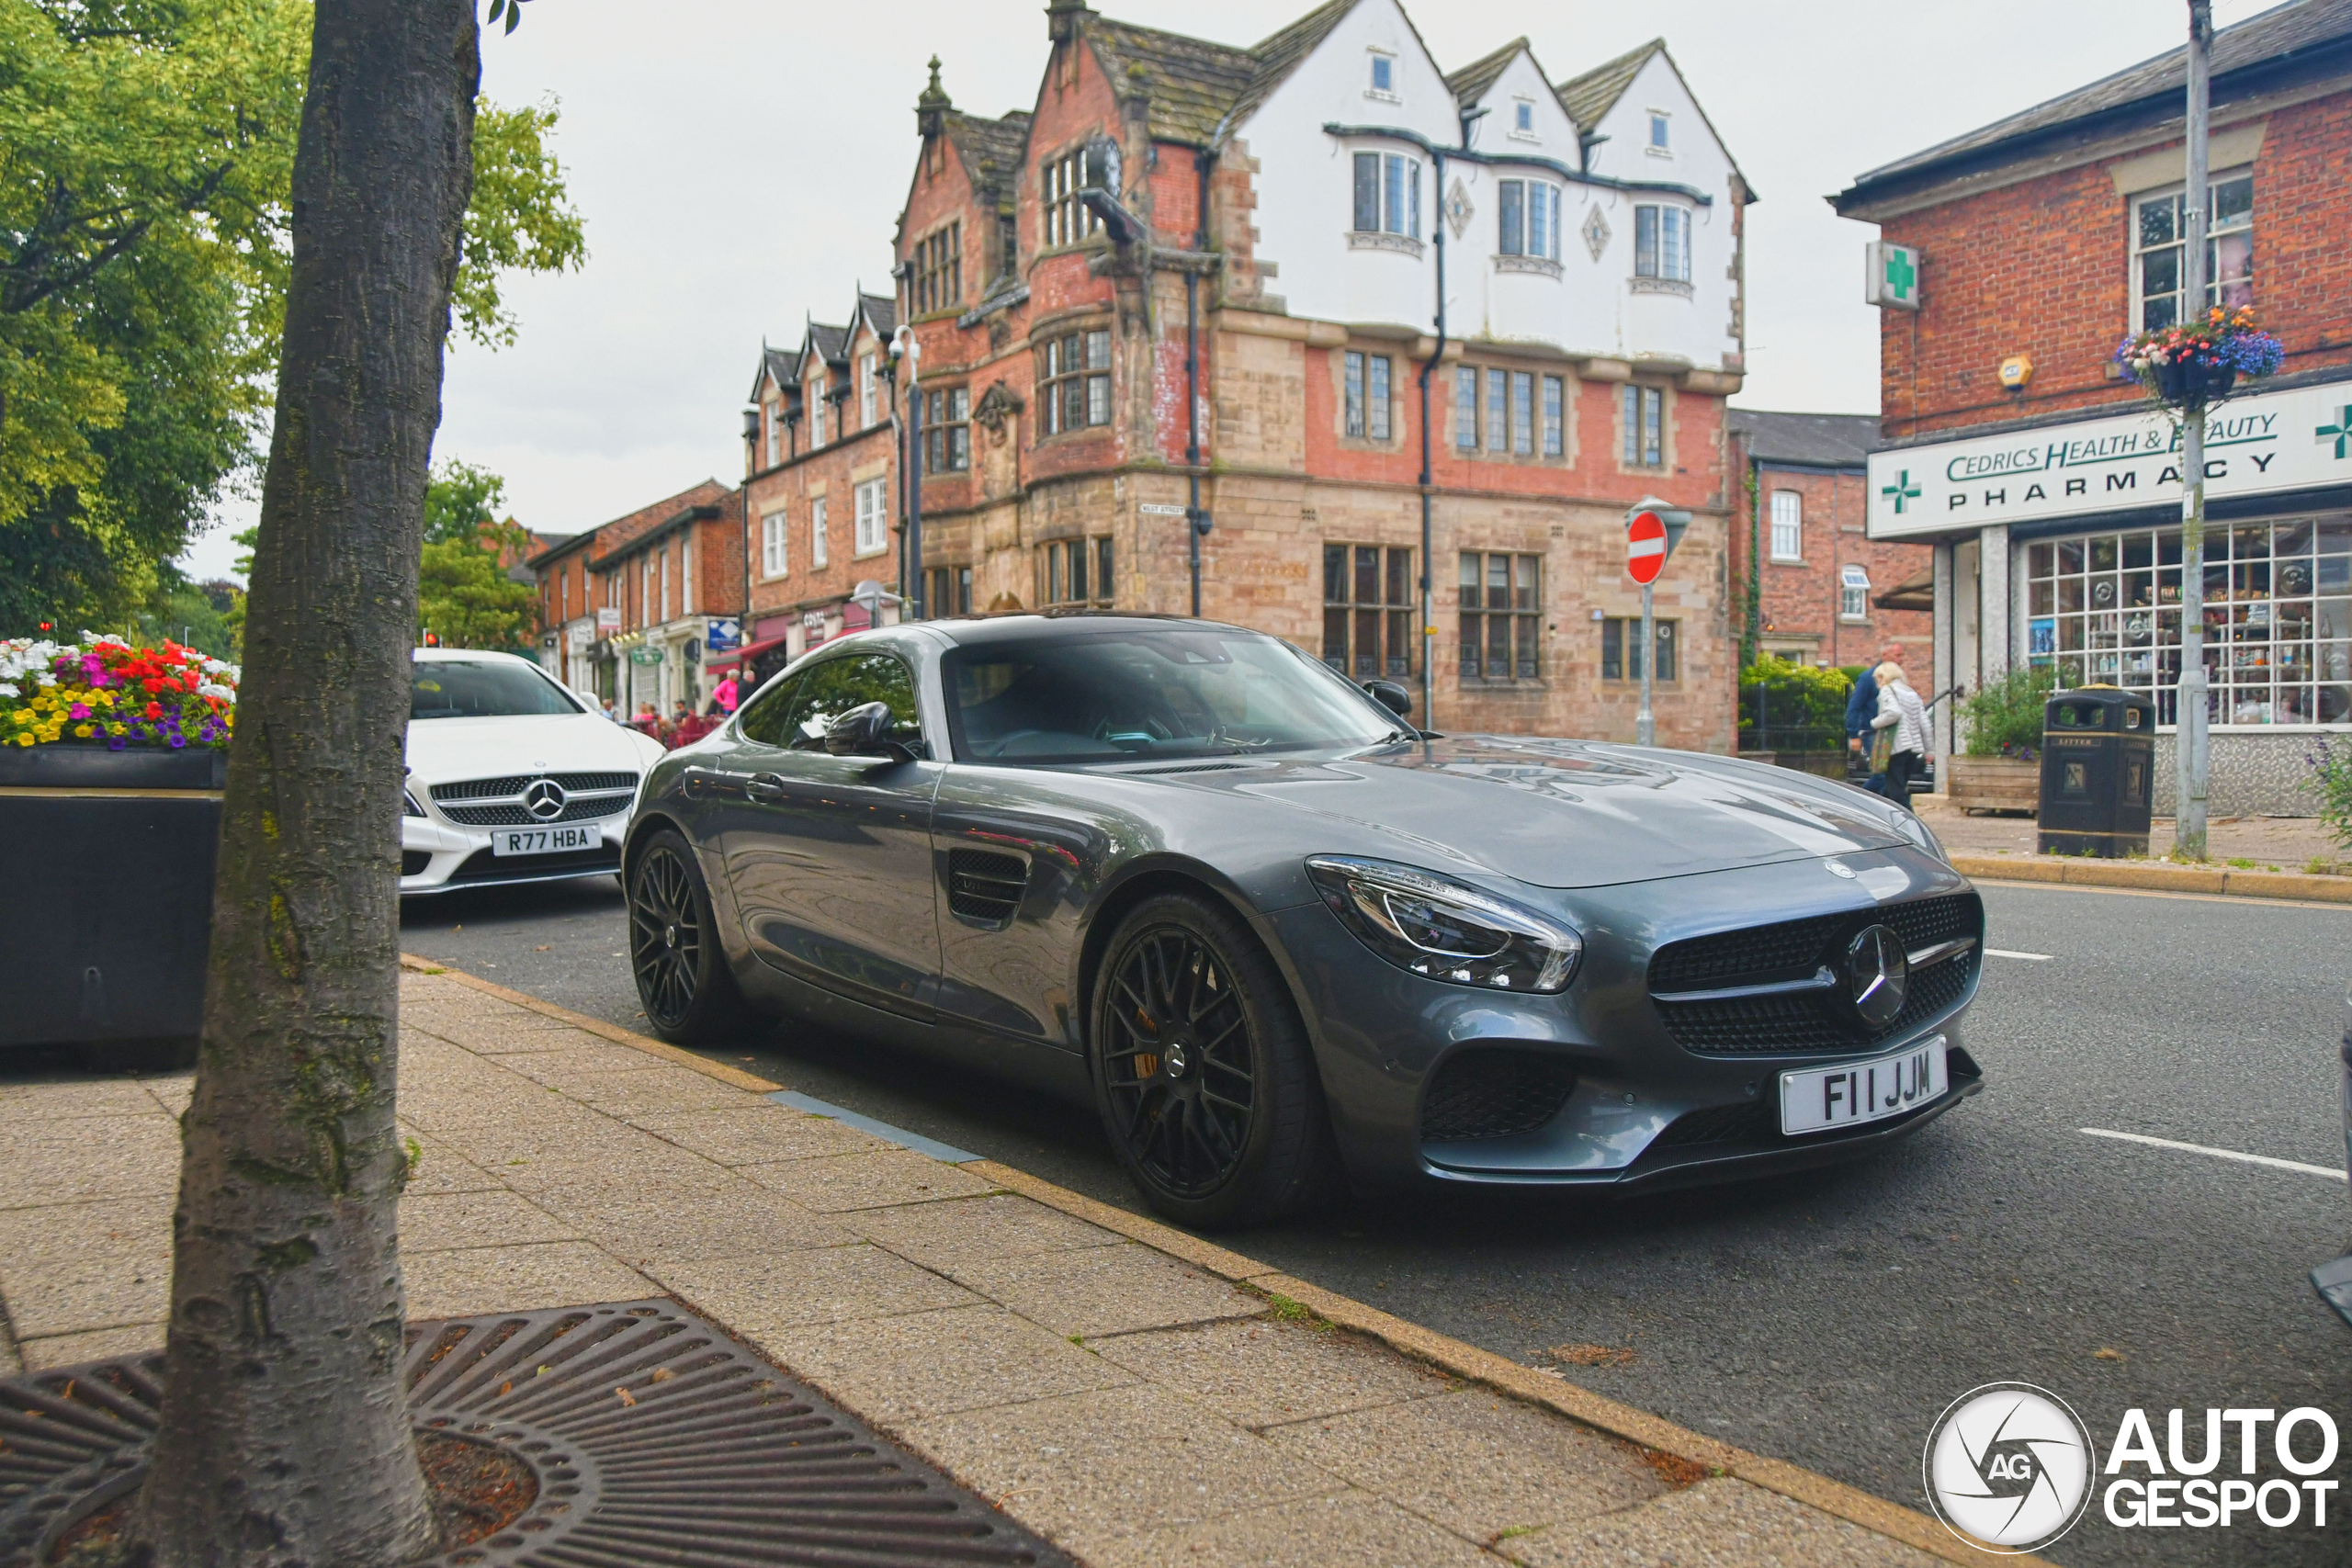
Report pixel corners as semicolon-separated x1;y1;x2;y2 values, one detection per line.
944;628;1400;764
411;660;580;720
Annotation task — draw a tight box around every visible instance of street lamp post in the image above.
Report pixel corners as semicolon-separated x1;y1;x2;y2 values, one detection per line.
893;325;924;622
2177;0;2213;858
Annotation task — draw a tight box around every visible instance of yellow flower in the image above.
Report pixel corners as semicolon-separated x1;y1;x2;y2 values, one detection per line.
14;734;30;747
73;724;92;738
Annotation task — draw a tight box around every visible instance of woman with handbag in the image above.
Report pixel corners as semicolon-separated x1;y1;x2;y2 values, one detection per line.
1870;662;1930;808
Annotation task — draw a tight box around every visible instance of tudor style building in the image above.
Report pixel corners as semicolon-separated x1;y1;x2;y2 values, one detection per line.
1835;0;2352;813
752;0;1753;748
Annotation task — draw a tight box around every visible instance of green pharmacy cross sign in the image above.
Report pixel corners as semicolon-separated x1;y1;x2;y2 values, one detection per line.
1880;469;1921;513
2320;405;2352;459
1867;242;1921;311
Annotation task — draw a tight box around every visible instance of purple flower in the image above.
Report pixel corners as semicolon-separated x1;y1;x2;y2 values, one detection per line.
167;734;186;749
107;736;127;751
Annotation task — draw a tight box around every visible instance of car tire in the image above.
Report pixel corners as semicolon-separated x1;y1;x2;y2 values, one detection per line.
1090;890;1335;1228
627;828;752;1044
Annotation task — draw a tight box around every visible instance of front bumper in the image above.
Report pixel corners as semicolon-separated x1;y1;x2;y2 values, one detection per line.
399;812;628;896
1263;844;1984;1194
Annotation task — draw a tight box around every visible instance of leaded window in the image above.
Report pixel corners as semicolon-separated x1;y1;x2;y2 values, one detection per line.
1324;545;1413;680
1460;552;1542;682
1039;329;1111;436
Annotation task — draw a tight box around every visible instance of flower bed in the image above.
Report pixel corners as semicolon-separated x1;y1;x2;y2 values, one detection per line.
2113;307;2284;408
2;631;236;750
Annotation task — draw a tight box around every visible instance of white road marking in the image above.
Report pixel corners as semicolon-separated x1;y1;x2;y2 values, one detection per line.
1984;948;2052;961
2079;1127;2346;1181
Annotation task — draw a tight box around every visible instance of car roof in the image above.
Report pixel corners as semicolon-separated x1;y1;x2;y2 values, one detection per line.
922;612;1272;649
411;647;538;664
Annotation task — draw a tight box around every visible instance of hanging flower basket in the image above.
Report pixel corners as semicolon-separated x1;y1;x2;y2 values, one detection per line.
2114;307;2283;411
0;633;238;1067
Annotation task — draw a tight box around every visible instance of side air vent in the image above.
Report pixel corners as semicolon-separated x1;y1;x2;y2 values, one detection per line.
1419;1048;1578;1143
1123;761;1258;775
947;849;1027;928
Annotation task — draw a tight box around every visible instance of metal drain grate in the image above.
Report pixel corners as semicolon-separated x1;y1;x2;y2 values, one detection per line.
0;1299;1072;1568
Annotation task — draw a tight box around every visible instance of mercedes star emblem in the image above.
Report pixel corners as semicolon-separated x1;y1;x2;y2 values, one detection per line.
1844;924;1909;1030
522;777;569;822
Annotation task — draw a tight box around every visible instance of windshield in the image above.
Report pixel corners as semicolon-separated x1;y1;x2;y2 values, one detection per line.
411;660;581;720
944;628;1401;764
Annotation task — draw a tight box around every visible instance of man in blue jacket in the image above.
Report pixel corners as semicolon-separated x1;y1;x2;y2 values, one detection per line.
1846;640;1904;795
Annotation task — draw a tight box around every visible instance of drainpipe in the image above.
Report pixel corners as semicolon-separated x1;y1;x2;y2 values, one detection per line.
1187;149;1214;617
1416;146;1450;728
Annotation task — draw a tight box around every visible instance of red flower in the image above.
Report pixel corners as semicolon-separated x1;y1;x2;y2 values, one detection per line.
143;701;163;720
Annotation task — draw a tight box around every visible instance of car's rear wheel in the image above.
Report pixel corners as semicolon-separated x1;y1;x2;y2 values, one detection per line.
1090;891;1332;1227
627;829;751;1043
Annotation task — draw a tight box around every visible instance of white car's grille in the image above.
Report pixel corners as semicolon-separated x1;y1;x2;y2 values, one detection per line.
429;772;638;827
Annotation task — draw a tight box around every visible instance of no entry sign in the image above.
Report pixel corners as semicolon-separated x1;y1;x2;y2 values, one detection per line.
1626;510;1667;584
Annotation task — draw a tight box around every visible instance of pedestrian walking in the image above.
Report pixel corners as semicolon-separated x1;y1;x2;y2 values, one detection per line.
711;671;739;715
1845;640;1905;795
1870;661;1930;808
599;696;619;723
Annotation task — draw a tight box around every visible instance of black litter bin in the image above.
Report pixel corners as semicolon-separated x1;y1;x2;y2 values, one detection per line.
2037;686;2155;857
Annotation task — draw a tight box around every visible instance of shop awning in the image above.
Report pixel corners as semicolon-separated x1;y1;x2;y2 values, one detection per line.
704;632;788;671
1874;567;1934;612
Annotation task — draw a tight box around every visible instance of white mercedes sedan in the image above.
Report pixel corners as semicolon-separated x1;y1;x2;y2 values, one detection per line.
401;649;665;896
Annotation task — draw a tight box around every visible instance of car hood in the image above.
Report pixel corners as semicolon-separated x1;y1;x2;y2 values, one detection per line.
1165;734;1914;889
403;712;662;786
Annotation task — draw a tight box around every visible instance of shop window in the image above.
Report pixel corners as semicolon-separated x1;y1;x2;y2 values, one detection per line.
1600;617;1678;682
1350;152;1420;237
1634;205;1690;282
1770;491;1802;561
761;512;787;579
1460;552;1542;682
1498;180;1562;261
1039;328;1111;436
1840;564;1871;621
913;220;962;314
923;386;970;472
1344;351;1392;440
1042;149;1101;249
2025;515;2351;728
1622;385;1664;467
1040;537;1114;608
853;478;888;557
1324;545;1414;681
810;496;829;570
2132;171;2253;331
925;565;974;619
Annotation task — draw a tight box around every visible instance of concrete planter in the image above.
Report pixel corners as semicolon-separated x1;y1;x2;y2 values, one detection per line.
1948;754;2040;815
0;744;224;1066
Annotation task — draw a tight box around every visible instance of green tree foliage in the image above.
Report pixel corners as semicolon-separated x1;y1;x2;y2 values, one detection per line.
420;457;508;544
0;0;584;634
1958;663;2060;756
416;459;535;649
1736;660;1851;750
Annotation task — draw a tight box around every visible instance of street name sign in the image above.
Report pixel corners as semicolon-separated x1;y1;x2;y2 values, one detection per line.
1137;502;1189;516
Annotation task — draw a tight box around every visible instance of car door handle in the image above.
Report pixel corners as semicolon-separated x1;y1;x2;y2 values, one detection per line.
746;773;787;803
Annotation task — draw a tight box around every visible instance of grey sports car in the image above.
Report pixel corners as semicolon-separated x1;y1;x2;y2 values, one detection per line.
622;614;1984;1226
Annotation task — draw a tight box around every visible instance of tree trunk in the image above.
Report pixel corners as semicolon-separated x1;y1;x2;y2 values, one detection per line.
131;4;478;1564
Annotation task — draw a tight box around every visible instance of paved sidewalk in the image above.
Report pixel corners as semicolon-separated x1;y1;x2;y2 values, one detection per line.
0;963;1982;1568
1918;791;2347;870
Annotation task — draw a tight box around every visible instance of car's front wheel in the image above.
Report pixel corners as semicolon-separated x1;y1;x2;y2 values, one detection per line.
1090;891;1333;1228
627;828;752;1043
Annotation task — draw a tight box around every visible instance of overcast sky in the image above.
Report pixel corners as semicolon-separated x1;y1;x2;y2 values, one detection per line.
182;0;2279;582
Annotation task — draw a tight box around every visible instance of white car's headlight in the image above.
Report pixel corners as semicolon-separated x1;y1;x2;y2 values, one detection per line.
1306;856;1582;994
402;787;427;818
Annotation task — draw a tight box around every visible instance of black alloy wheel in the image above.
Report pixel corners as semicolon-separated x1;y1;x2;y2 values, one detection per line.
627;828;750;1043
1091;891;1333;1227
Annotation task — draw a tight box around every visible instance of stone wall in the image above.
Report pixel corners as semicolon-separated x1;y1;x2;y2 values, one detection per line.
2151;732;2328;818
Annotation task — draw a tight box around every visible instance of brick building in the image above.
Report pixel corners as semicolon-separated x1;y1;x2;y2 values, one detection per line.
1725;410;1929;671
526;479;742;715
751;0;1755;748
730;296;908;688
1835;0;2352;812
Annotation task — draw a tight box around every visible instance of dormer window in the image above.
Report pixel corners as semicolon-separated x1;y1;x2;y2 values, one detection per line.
1648;112;1671;153
1512;99;1535;137
1366;50;1397;102
763;399;780;468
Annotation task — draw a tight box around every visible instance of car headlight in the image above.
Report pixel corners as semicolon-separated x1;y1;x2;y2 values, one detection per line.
1306;856;1582;994
402;788;427;818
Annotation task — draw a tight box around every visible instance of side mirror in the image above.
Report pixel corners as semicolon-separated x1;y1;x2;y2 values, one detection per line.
823;701;916;761
1363;679;1413;718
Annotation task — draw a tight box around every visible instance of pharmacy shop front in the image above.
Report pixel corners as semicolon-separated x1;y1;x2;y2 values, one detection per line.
1866;374;2352;815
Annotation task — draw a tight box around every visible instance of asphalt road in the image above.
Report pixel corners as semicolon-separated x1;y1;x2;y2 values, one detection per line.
399;875;2352;1567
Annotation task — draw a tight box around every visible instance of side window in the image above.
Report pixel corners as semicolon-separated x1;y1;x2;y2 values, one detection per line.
781;654;923;753
735;673;803;748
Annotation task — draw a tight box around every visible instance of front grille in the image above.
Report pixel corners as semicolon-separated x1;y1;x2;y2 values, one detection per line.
438;795;629;827
1419;1049;1578;1142
1651;1101;1774;1149
430;771;636;802
446;845;622;883
946;849;1026;927
1650;893;1982;1057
